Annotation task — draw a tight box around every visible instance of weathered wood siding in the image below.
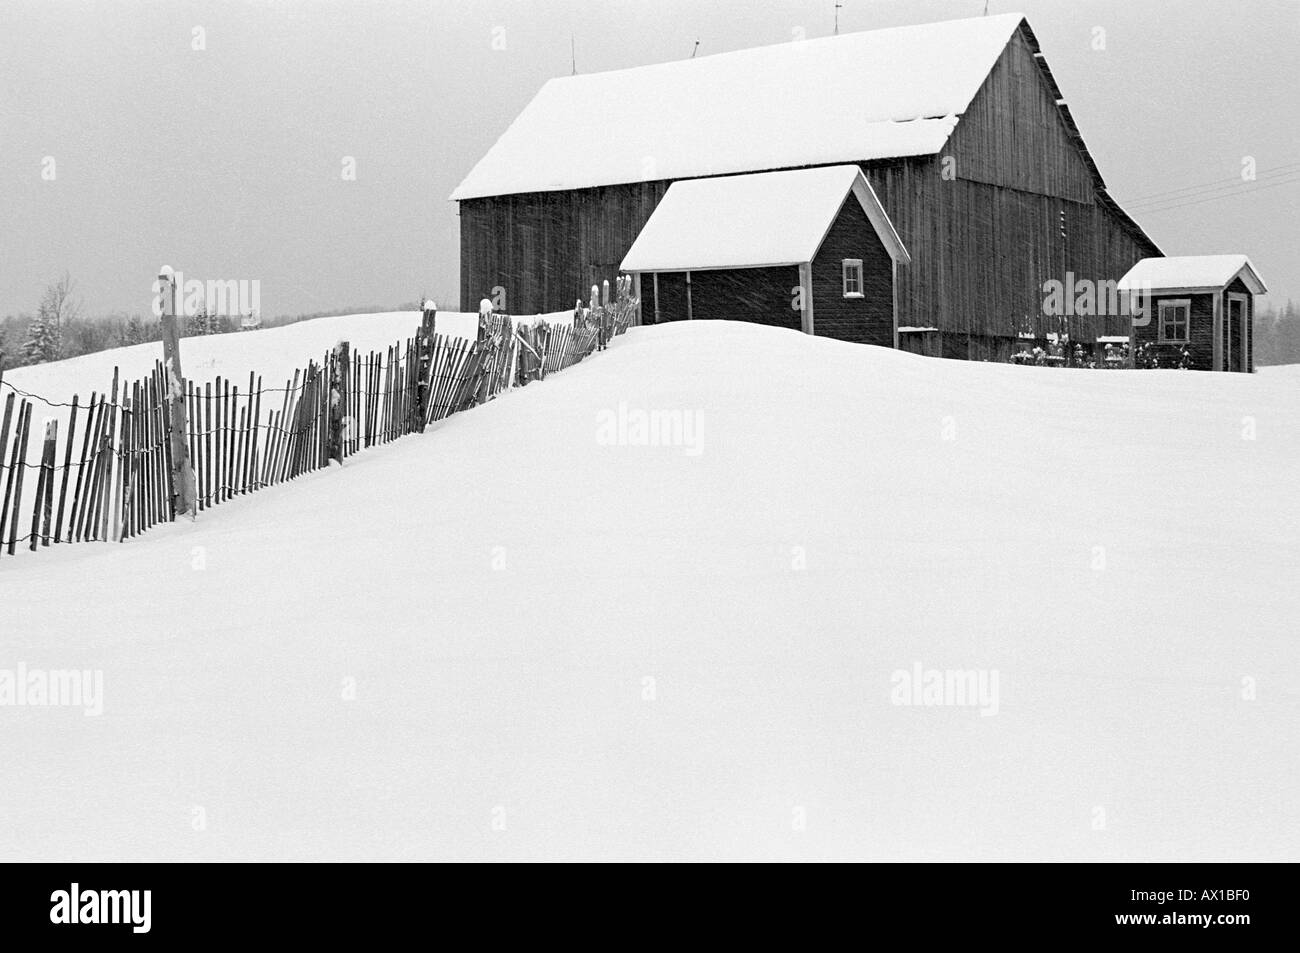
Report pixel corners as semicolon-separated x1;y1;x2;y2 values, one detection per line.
691;268;800;328
810;196;894;346
1132;282;1257;372
1133;292;1214;370
459;181;668;315
899;331;942;357
650;271;687;323
942;30;1095;203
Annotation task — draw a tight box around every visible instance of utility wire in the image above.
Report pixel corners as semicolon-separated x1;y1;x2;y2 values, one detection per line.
1121;162;1300;208
1131;174;1300;215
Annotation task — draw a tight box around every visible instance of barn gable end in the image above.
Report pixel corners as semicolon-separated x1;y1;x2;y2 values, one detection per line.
942;26;1098;203
810;196;895;347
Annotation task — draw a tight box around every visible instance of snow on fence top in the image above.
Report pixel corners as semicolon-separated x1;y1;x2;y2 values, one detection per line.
620;165;908;272
1117;256;1268;294
450;13;1027;200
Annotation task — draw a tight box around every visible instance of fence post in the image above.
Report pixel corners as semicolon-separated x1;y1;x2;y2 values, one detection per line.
35;418;57;548
118;396;133;541
158;267;197;517
476;300;495;405
591;284;604;351
416;300;436;430
507;318;520;389
328;340;349;464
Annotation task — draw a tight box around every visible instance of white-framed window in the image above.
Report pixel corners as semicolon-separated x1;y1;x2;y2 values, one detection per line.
1158;299;1190;344
842;259;863;298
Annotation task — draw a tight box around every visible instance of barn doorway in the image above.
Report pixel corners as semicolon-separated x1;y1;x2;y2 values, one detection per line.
1227;294;1247;372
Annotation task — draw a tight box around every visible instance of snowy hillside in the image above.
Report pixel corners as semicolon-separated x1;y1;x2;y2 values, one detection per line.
2;322;1297;861
3;308;572;406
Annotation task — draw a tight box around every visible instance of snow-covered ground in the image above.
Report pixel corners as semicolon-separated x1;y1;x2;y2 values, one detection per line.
2;321;1296;861
2;308;569;406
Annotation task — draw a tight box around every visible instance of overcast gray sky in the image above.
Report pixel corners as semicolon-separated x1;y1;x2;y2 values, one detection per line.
1;0;1296;318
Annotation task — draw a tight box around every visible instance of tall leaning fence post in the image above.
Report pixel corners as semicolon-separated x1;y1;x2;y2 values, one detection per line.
158;267;197;517
475;299;494;405
591;284;604;351
328;340;349;464
416;300;436;431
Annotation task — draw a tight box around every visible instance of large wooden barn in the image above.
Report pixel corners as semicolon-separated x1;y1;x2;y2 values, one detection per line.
452;13;1160;360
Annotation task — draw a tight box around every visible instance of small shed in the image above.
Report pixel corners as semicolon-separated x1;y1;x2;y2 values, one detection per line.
620;165;910;347
1117;255;1267;371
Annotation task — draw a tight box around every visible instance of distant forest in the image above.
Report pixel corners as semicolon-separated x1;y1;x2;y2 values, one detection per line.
1253;300;1300;366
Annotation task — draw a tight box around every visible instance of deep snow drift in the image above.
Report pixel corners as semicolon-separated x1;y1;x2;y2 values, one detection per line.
2;321;1297;861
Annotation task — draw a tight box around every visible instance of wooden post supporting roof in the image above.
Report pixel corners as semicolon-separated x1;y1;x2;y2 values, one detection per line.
798;262;815;335
892;259;900;349
1212;292;1223;372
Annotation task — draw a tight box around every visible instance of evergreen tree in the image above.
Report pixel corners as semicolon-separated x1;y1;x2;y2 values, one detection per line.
118;313;146;347
189;306;211;336
23;307;61;364
1254;299;1300;366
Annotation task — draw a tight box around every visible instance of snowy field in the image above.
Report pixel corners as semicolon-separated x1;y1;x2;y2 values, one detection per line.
2;321;1297;861
2;308;570;407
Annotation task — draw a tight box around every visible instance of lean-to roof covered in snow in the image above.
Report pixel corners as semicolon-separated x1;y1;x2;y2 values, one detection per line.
1117;256;1267;294
619;166;908;272
451;13;1028;200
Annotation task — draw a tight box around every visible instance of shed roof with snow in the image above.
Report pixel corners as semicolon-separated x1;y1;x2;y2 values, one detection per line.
619;165;909;273
451;14;1029;200
1117;255;1268;294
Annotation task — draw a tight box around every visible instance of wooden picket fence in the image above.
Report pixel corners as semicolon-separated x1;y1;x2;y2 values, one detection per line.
0;277;639;561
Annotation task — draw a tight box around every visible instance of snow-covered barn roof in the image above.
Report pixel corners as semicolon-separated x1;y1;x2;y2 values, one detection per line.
1117;256;1267;294
619;166;908;272
451;13;1028;201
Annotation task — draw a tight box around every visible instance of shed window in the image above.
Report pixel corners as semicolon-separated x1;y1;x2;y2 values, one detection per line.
842;259;864;297
1158;300;1190;344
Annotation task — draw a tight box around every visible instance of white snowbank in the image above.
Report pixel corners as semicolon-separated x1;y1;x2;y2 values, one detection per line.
3;322;1297;861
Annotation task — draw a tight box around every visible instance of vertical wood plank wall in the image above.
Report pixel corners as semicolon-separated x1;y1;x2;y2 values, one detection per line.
810;197;894;346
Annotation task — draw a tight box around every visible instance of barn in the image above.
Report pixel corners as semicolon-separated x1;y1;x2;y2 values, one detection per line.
620;166;910;345
1118;255;1267;372
452;12;1161;361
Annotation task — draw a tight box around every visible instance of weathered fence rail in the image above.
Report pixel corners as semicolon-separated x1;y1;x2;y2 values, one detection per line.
0;277;639;561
